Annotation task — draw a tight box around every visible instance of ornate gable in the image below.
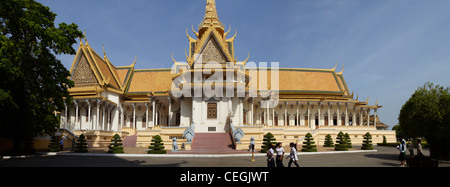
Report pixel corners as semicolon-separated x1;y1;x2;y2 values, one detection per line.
200;37;227;64
72;54;98;85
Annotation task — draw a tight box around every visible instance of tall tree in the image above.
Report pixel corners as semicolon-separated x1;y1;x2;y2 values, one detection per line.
0;0;82;153
399;82;450;160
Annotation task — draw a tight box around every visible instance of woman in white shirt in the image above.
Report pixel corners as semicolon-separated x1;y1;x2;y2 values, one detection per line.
275;142;284;167
286;142;299;167
266;144;275;167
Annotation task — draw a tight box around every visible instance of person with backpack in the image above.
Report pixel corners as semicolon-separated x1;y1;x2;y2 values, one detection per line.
397;136;407;167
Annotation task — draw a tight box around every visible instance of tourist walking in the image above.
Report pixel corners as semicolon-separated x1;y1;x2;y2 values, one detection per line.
286;142;299;167
417;138;423;156
397;137;407;167
408;141;414;158
275;142;284;167
266;144;275;167
59;138;64;151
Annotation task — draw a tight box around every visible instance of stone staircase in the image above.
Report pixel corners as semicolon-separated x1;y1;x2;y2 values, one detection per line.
183;133;248;154
122;129;137;148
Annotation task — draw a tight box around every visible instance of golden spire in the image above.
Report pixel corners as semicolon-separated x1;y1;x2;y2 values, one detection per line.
199;0;224;31
205;0;218;20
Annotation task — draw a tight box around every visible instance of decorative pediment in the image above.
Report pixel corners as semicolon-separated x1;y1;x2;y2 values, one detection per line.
200;37;227;64
72;54;98;85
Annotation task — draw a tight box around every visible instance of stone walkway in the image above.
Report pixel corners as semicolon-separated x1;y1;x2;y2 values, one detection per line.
2;146;448;167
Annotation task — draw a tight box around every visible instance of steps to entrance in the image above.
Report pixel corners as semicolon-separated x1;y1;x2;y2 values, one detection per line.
122;131;137;148
170;132;249;154
192;133;234;150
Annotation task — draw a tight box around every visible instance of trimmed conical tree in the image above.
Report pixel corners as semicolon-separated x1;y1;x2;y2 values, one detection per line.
344;133;352;148
108;134;124;154
362;132;374;150
261;132;276;153
335;131;348;151
148;135;166;154
301;133;317;152
74;134;88;153
48;136;59;152
323;134;334;147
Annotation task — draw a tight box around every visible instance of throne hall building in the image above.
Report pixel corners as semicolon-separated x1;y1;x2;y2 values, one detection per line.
59;0;395;151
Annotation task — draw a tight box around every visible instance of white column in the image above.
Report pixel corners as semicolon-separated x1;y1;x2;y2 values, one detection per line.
352;107;356;126
74;100;79;130
367;108;371;126
168;97;172;126
318;102;322;127
272;105;275;126
345;103;349;126
266;100;269;126
155;102;159;126
359;108;363;126
327;102;332;126
145;102;149;129
151;99;155;127
96;99;100;130
336;102;341;126
250;99;254;125
307;102;311;128
374;108;378;128
104;102;109;130
296;101;300;126
239;98;244;125
132;103;136;129
86;99;91;130
64;101;67;128
284;101;288;126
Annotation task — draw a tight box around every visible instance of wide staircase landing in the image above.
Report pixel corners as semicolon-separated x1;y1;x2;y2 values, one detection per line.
122;130;137;148
175;133;248;154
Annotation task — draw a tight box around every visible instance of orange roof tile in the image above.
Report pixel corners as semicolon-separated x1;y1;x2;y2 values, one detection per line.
126;69;172;94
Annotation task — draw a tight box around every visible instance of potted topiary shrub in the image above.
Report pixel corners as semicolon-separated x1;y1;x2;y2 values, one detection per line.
301;133;317;152
108;134;124;154
261;132;276;153
48;136;59;152
74;134;88;153
344;133;352;148
362;132;374;150
334;131;348;151
323;134;334;147
148;135;166;154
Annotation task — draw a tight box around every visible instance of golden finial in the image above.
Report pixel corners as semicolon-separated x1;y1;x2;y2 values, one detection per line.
375;99;378;106
131;55;137;66
331;62;337;71
83;29;88;45
103;44;106;58
191;25;199;37
240;52;250;65
171;53;180;64
337;65;344;74
228;29;237;40
184;49;189;59
186;28;195;41
224;25;231;37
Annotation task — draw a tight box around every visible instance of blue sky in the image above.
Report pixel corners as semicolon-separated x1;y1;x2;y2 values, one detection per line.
38;0;450;129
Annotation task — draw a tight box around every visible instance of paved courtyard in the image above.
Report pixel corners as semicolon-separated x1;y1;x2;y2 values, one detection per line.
1;146;448;167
